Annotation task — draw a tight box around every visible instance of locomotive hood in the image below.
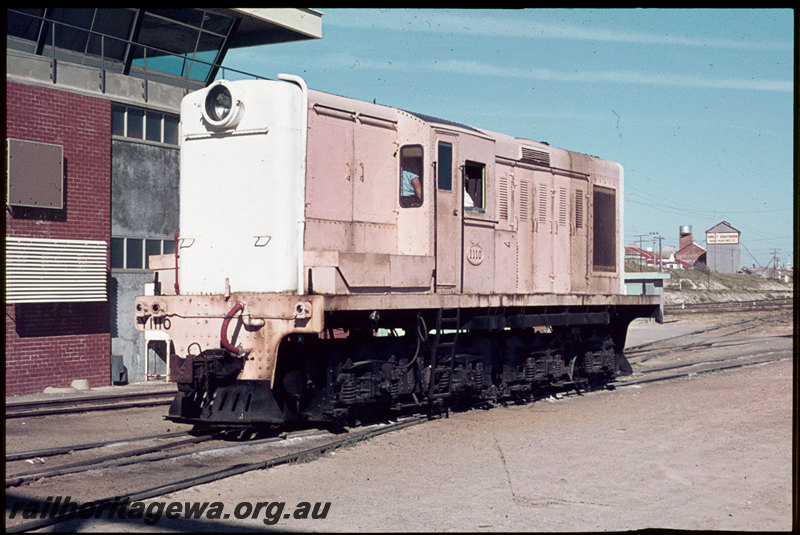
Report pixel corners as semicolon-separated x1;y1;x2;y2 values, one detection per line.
178;77;308;295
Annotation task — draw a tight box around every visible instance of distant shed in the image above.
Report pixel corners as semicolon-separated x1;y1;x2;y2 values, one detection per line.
624;271;670;322
706;221;740;274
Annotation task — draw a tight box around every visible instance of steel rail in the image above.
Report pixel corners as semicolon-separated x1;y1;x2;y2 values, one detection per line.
5;415;429;533
6;427;338;487
6;391;175;419
611;353;792;388
6;431;193;462
6;433;223;487
664;298;792;315
625;312;792;365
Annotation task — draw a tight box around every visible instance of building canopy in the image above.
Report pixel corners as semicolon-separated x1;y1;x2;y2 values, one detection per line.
7;8;322;86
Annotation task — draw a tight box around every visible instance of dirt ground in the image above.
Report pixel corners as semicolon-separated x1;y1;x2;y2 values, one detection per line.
33;317;794;533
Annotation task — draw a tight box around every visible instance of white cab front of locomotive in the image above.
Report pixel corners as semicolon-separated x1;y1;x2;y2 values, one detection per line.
178;79;306;295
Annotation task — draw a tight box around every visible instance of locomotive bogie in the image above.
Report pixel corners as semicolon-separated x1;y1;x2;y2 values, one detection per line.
135;76;661;427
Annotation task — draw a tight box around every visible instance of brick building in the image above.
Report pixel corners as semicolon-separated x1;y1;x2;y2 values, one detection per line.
6;84;112;394
5;8;322;396
674;225;706;268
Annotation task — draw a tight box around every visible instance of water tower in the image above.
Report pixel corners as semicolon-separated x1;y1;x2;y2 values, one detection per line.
679;225;692;251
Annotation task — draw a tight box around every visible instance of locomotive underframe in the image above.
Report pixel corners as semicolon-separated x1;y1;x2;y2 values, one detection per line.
136;293;659;428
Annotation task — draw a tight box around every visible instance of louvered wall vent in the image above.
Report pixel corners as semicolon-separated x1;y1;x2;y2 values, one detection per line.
6;237;107;303
498;177;509;220
520;146;550;167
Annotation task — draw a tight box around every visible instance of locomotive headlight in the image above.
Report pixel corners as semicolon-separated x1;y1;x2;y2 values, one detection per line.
202;81;244;130
206;85;231;120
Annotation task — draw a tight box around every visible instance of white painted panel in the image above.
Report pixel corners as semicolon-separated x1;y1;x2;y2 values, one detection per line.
178;79;305;294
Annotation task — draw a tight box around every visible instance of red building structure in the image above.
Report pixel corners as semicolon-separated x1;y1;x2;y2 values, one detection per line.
675;225;706;268
5;82;112;394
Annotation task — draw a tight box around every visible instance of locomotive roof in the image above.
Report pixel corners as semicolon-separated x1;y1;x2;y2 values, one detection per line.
308;87;488;137
402;110;485;136
305;85;608;168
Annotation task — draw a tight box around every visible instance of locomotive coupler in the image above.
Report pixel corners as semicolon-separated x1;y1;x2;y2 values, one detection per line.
170;348;244;393
167;348;285;426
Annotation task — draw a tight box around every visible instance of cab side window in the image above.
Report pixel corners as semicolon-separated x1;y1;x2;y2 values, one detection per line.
399;145;423;208
437;142;452;191
464;160;485;211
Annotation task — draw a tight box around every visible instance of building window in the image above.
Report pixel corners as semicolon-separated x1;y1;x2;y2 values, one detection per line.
110;237;125;269
127;108;144;139
112;106;126;136
145;112;162;142
399;145;424;208
111;236;175;270
112;104;179;146
133;9;234;82
464;160;485;211
126;238;144;269
7;9;235;86
163;115;179;145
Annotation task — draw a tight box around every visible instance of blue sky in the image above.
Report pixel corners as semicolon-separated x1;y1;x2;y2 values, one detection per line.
224;8;794;269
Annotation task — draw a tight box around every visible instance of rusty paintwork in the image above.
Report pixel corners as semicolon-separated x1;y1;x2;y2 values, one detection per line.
135;293;324;383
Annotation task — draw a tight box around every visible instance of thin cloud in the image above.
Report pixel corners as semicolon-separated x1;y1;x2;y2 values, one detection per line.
297;53;792;93
327;9;792;52
436;60;792;92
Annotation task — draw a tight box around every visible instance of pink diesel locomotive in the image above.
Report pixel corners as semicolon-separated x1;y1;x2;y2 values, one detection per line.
134;76;660;427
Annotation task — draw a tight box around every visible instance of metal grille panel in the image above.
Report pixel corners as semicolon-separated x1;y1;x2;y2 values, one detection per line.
520;146;550;167
5;237;107;303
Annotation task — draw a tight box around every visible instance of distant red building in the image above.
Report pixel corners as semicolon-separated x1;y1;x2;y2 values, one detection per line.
675;226;706;267
625;245;655;267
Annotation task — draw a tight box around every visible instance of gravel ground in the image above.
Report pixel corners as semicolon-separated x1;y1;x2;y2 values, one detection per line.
22;316;792;533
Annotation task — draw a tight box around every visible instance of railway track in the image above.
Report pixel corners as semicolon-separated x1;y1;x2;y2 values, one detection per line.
619;310;792;387
626;311;792;363
613;350;792;388
9;341;790;533
6;430;196;463
6;424;350;489
664;297;792;315
5;429;224;487
5;415;428;532
6;310;791;532
6;389;175;419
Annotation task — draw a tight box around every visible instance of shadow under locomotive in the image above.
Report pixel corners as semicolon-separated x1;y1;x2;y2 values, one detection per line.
166;304;650;430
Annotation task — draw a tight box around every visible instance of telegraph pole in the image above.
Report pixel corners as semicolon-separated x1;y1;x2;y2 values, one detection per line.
650;232;663;272
634;234;648;271
769;249;780;279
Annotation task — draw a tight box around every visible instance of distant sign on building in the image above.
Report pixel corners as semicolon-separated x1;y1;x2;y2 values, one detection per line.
706;232;739;245
705;221;740;274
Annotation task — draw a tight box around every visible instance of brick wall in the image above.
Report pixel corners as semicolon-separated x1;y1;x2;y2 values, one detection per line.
5;81;111;396
679;233;693;252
